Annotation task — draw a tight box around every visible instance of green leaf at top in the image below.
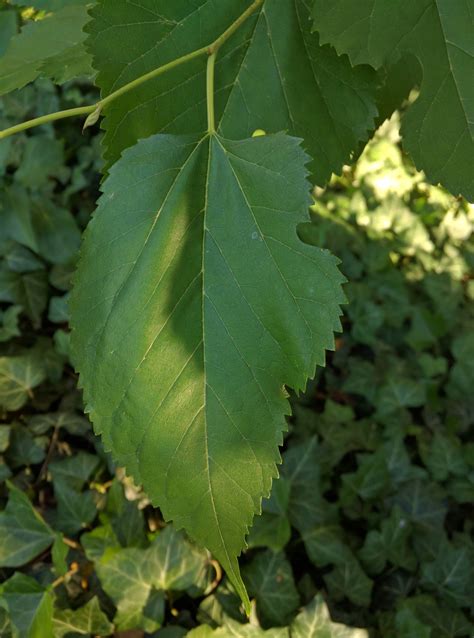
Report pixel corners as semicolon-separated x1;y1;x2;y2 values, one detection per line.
86;0;377;183
291;594;368;637
0;4;92;96
312;0;474;200
70;131;344;610
0;482;55;568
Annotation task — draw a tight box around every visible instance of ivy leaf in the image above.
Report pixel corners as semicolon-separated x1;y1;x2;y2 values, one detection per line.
312;0;474;199
290;594;368;637
6;423;46;468
0;5;92;96
49;450;100;490
52;480;97;535
358;506;416;575
282;436;333;532
0;268;49;329
400;595;474;638
87;0;377;182
376;378;426;417
0;482;55;568
420;543;474;608
94;526;207;631
51;534;69;577
302;526;353;569
70;132;344;608
26;411;90;436
0;354;46;412
198;620;289;637
388;480;447;534
0;305;22;343
105;481;148;548
242;550;299;626
340;450;390;504
324;558;373;608
53;597;113;638
2;243;44;274
48;294;69;324
247;478;291;552
421;432;468;482
395;608;432;638
0;572;54;638
0;425;10;453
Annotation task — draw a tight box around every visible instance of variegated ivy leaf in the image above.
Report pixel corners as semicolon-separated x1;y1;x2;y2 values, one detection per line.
291;595;369;637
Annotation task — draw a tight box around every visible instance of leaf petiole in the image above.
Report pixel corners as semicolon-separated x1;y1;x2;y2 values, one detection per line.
0;0;263;141
206;51;217;134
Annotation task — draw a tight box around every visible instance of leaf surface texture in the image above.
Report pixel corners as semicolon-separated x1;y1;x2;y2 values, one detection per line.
70;131;344;606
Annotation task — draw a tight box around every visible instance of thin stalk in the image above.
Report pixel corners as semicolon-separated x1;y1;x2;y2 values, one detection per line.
208;0;263;54
99;45;208;109
0;105;96;139
0;0;263;141
207;51;217;134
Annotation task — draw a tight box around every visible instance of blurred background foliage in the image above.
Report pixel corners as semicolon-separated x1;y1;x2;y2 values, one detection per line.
0;5;473;638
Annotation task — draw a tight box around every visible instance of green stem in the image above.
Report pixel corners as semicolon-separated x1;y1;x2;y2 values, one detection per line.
208;0;263;54
0;105;96;139
207;52;217;134
0;0;263;141
99;45;209;109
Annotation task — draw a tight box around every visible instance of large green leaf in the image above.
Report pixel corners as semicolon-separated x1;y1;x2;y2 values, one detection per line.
312;0;474;200
86;0;377;182
70;131;344;609
0;4;93;96
0;482;55;568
